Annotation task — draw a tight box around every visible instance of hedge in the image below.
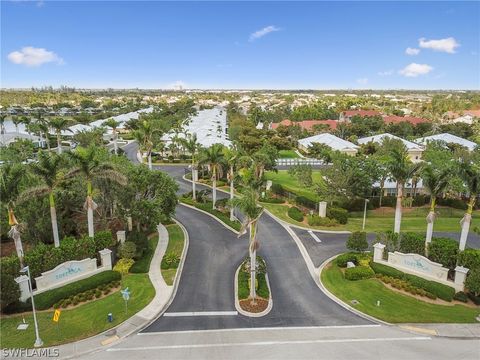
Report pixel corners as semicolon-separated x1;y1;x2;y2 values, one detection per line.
295;195;317;210
270;183;285;196
288;206;304;222
346;232;368;252
458;249;480;272
327;207;348;224
428;237;459;270
307;215;338;227
399;232;425;255
370;261;455;301
33;270;121;311
436;197;468;210
260;197;285;204
130;236;156;273
345;266;375;281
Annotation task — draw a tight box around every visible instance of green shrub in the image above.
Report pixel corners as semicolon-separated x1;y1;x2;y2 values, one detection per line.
346;232;368;252
295;195;316;209
399;232;425;255
327;207;348;224
257;273;270;299
307;215;338;227
287;206;304;222
237;269;250;300
161;252;180;269
119;241;137;260
260;196;285;204
94;231;115;252
428;237;458;269
458;249;480;272
465;269;480;296
270;183;284;196
336;253;359;267
34;271;121;310
127;230;149;258
468;292;480;305
344;266;375;281
130;239;156;273
370;261;405;278
436;197;468;210
453;291;469;303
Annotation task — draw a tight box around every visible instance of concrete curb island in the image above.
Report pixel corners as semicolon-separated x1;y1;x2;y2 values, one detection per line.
179;202;240;235
234;264;273;318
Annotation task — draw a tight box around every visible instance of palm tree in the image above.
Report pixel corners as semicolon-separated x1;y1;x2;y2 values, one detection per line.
231;186;264;304
0;113;6;145
385;142;422;233
199;143;225;209
458;154;480;250
18;152;65;247
49;118;71;154
104;118;121;155
68;146;127;237
35;111;50;150
12;116;22;135
134;120;158;170
421;165;451;254
223;147;238;221
182;133;201;201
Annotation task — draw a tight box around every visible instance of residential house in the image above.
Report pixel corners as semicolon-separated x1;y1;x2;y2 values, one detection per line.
358;133;424;162
298;133;359;155
415;133;478;152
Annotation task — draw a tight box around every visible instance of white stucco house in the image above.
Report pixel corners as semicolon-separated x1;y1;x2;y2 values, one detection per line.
358;133;424;162
415;133;478;152
297;133;359;155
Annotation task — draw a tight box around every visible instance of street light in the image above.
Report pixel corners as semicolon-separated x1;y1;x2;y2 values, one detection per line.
19;266;43;348
362;199;370;231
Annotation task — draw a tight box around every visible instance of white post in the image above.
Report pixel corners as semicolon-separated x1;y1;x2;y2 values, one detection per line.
23;266;43;347
99;248;113;270
454;266;469;292
394;183;403;234
116;230;126;244
50;206;60;248
459;214;471;251
318;201;327;218
87;205;94;238
15;275;30;302
373;243;386;262
362;199;369;231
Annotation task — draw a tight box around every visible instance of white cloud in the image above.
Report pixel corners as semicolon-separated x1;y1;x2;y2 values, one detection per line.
249;25;280;42
419;37;460;54
356;78;368;85
399;63;433;77
7;46;64;67
405;47;420;56
378;70;394;76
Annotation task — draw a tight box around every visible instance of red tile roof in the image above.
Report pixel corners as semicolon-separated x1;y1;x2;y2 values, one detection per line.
271;119;339;130
382;116;429;125
342;110;381;117
463;110;480;117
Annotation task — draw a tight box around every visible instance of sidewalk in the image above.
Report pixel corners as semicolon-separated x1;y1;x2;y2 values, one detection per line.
400;323;480;338
53;224;173;359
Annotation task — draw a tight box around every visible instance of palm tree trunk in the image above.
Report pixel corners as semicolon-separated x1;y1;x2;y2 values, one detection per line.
87;180;94;237
230;166;235;221
191;160;196;201
379;179;385;207
425;197;436;256
459;196;475;251
50;193;60;247
249;221;257;303
212;170;217;210
394;182;404;234
113;128;118;155
148;152;152;170
45;133;51;150
57;132;62;154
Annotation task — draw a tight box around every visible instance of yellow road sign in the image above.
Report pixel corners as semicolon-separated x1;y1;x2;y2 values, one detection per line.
53;309;61;323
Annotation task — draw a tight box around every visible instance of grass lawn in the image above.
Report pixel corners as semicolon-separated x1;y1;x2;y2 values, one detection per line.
130;235;158;273
263;202;480;233
278;149;300;159
0;274;154;348
161;224;185;286
179;197;241;231
321;261;479;323
265;170;322;201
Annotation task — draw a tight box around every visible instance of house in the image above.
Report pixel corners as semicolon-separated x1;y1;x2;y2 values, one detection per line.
358;133;424;162
270;119;339;131
382;116;429;126
0;132;45;147
445;110;480;124
298;133;359;155
415;133;478;152
339;110;381;122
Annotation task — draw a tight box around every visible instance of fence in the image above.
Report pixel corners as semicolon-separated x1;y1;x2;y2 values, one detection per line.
276;158;324;166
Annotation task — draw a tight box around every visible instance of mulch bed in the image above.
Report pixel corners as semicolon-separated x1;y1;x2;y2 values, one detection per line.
239;298;269;313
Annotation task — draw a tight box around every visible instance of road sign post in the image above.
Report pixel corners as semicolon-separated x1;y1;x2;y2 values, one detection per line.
121;288;130;315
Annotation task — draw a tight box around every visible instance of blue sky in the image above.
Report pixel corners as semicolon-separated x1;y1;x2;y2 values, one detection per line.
1;1;479;89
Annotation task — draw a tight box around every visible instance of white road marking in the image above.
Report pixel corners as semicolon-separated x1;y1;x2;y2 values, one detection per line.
308;230;322;243
109;336;431;351
163;311;238;317
139;324;381;335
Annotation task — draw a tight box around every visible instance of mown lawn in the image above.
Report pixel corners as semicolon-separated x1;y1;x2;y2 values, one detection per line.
278;150;300;159
265;170;322;201
161;224;185;285
0;274;154;348
321;262;479;323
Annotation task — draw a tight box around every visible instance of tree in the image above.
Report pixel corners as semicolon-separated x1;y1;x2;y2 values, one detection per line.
49;117;71;154
383;139;422;233
421;164;452;254
346;231;368;252
134;119;164;170
288;164;313;187
68;146;127;237
18;152;65;247
457;151;480;250
12;115;22;135
231;186;264;304
182;133;201;201
199;143;225;209
223;146;238;221
104;118;121;155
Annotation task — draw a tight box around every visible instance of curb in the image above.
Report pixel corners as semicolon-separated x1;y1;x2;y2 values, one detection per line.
179;202;240;235
234;264;273;318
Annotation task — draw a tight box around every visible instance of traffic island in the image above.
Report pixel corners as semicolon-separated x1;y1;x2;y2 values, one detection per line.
235;256;272;317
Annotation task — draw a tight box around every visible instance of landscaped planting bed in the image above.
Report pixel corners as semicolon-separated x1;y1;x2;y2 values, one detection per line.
237;256;270;313
161;224;185;286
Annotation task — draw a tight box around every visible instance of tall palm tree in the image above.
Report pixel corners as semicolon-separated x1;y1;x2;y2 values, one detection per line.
458;154;480;250
231;186;264;304
18;152;65;247
199;143;225;209
12;116;22;135
421;165;451;254
223;147;238;221
0;113;6;145
68;146;127;237
104;118;121;155
134;120;158;170
49;117;71;154
182;133;201;201
385;142;422;233
35;111;50;150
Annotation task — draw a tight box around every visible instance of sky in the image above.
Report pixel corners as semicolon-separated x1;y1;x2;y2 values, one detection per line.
1;1;479;90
